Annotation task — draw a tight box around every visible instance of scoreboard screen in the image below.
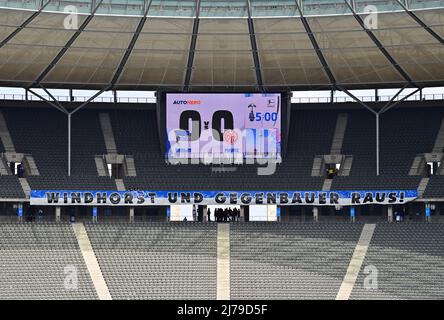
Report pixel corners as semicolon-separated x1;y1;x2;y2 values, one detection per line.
166;93;281;162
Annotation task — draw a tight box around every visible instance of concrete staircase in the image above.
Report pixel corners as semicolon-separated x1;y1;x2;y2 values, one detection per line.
18;177;31;199
115;179;126;191
340;155;353;176
71;223;112;300
124;155;137;177
318;114;351;187
0;113;39;199
417;177;430;198
409;155;425;175
408;117;444;197
95;155;109;177
330;113;348;155
217;223;230;300
0;156;11;175
99;113;117;154
99;114;138;179
432;117;444;153
311;156;323;177
0;111;16;153
336;224;376;300
23;155;40;176
322;179;333;191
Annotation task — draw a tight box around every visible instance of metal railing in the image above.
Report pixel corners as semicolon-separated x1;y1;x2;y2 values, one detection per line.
0;93;156;104
0;92;443;104
1;0;443;17
291;93;444;104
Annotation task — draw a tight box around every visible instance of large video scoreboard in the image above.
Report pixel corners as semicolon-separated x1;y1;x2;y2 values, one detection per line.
165;93;282;162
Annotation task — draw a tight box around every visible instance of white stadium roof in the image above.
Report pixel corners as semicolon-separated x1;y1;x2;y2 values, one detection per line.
0;0;443;91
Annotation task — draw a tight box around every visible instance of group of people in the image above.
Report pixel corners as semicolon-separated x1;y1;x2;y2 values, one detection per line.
26;207;44;222
208;207;241;222
16;163;25;178
327;167;339;179
394;208;406;222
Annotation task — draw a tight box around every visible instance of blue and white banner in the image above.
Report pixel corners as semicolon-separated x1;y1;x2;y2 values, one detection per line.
30;190;418;206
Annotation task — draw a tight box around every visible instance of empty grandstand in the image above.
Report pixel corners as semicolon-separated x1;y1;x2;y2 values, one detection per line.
0;0;444;302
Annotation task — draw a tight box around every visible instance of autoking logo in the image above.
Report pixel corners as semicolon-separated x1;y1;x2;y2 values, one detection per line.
173;100;202;105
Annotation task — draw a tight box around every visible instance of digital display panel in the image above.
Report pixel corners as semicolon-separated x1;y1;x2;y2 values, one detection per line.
166;93;281;162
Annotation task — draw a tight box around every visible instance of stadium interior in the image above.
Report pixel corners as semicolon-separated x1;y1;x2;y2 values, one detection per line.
0;0;444;301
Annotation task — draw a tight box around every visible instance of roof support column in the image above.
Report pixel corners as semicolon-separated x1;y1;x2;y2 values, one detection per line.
29;0;105;88
0;0;51;49
379;88;420;114
337;86;420;176
39;85;69;113
247;0;264;92
27;85;110;176
68;87;110;176
295;0;336;87
344;0;415;86
109;0;153;89
376;113;380;176
68;113;71;176
395;0;444;45
27;88;68;114
184;0;200;91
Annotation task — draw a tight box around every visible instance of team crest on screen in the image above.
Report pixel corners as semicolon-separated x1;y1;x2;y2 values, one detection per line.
224;130;238;144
